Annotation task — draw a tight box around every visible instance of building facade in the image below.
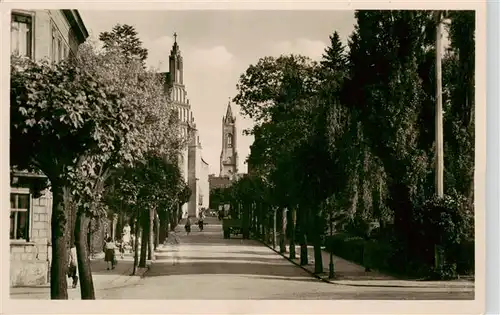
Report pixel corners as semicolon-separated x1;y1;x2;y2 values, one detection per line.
10;9;89;287
163;35;209;218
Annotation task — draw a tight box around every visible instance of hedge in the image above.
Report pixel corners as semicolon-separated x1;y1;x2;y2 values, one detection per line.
325;233;474;278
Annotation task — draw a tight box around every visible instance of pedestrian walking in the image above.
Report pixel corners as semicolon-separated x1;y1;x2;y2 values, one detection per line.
184;216;192;235
104;236;116;270
67;243;78;288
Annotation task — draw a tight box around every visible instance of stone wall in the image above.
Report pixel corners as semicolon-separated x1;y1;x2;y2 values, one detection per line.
10;187;52;287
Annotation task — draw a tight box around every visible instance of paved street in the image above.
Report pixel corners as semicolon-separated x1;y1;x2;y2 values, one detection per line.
10;216;474;300
95;217;474;300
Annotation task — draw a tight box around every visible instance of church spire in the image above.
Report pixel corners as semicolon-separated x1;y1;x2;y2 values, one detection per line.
170;32;181;56
169;32;183;84
224;98;235;122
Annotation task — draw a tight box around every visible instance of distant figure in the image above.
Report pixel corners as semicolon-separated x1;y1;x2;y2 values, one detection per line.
185;216;192;235
198;211;204;231
122;223;131;245
67;243;78;288
104;237;116;270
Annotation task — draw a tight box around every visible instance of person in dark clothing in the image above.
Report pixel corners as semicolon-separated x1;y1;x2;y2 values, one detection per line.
104;237;116;270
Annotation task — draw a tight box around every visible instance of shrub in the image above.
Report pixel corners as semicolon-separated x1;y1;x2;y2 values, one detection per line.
412;192;474;279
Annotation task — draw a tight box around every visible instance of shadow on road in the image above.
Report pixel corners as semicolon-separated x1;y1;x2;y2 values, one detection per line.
147;221;320;282
146;260;317;279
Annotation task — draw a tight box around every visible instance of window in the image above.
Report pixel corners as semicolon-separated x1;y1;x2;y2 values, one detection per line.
227;134;233;147
11;14;32;58
51;27;57;62
10;193;31;241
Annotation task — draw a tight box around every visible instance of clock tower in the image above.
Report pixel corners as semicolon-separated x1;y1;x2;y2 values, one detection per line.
220;100;238;178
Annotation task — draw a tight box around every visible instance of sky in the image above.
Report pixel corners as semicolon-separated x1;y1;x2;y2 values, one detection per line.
78;10;358;174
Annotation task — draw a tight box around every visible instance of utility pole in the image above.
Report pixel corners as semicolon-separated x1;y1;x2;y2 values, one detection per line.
434;10;445;273
435;10;444;198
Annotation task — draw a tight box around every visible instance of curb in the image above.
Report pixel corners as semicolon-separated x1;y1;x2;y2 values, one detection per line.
255;238;474;289
255;238;332;285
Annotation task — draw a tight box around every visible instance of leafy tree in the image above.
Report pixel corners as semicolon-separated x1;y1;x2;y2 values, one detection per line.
71;38;181;298
10;23;183;299
344;11;432;255
10;55;126;299
234;54;323;267
443;11;475;208
99;24;148;64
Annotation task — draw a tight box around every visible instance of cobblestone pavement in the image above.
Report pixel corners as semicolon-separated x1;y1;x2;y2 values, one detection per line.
98;217;474;300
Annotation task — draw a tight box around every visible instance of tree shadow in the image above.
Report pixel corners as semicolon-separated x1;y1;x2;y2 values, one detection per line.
154;255;289;264
145;260;313;279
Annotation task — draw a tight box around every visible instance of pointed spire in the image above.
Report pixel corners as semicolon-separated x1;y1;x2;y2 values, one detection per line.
225;98;234;121
170;32;180;56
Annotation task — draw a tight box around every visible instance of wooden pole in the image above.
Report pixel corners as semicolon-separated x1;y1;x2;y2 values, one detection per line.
435;10;444;198
435;10;445;273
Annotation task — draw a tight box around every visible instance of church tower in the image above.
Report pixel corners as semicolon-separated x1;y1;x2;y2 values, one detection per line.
166;33;206;218
220;100;238;178
169;32;183;85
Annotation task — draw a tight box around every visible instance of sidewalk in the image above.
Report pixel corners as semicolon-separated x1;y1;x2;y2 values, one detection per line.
10;251;150;300
263;242;475;289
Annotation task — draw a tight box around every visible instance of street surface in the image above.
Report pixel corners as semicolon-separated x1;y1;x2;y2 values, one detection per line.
10;216;474;300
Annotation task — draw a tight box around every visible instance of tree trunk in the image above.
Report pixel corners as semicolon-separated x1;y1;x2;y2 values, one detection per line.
313;214;323;274
261;207;265;239
289;207;296;259
242;202;250;239
132;215;140;275
139;211;149;268
299;207;309;266
75;210;95;299
177;203;182;223
50;184;70;299
159;212;167;244
279;208;286;253
154;211;160;249
272;208;277;249
148;208;154;260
